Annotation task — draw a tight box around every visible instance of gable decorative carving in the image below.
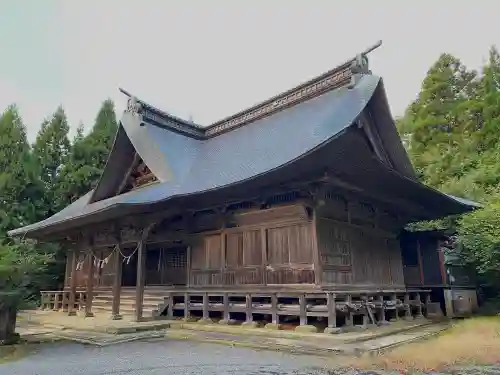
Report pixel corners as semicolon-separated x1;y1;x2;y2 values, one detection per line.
119;41;382;139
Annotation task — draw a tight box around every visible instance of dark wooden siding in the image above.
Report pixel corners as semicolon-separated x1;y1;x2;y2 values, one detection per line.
188;204;315;287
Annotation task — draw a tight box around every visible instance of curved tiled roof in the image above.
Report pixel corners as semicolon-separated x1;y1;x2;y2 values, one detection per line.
8;73;478;238
10;74;382;237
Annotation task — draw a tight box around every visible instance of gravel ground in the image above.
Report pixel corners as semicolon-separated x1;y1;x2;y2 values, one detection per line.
1;339;499;375
0;340;337;375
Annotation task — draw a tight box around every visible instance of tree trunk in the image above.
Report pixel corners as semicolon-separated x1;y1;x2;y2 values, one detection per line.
0;306;19;345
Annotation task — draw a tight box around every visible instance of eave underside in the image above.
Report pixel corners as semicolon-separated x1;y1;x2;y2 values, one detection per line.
10;127;474;240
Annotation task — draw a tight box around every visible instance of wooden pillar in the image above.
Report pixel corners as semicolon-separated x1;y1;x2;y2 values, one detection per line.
361;296;369;327
67;249;78;316
110;246;122;320
166;293;174;320
223;292;230;321
202;292;209;320
299;294;307;326
184;292;190;321
134;241;146;322
404;293;412;319
83;249;95;317
415;292;423;318
392;293;399;321
327;293;336;328
346;295;354;326
424;292;431;317
245;293;252;323
62;291;68;312
271;293;278;324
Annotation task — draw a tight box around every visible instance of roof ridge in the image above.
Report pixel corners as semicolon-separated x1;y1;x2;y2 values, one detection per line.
120;40;382;139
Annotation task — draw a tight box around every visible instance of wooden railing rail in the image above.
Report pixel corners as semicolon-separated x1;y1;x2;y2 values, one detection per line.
40;290;87;312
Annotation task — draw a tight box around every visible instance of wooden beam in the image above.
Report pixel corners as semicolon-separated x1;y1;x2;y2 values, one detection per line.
116;152;140;195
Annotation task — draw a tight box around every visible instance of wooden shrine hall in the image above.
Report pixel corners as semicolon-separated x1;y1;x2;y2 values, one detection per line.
9;42;478;332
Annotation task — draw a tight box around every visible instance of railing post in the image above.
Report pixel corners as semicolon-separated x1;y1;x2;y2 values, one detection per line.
327;293;336;328
404;293;412;320
201;292;209;322
271;293;278;325
184;292;190;321
223;293;230;322
245;293;252;323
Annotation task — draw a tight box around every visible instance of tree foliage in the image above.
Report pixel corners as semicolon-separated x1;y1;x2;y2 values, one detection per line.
0;99;118;329
399;46;500;289
58;99;117;203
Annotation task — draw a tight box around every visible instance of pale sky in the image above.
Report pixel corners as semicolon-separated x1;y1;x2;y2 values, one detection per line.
1;1;498;141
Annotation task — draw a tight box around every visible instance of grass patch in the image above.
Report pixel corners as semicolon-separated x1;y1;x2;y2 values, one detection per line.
0;344;32;364
338;317;500;373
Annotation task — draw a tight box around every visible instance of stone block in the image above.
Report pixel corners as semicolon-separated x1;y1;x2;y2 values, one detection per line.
241;321;259;329
323;327;342;334
218;319;238;325
183;317;198;323
294;324;318;333
196;318;214;325
77;311;94;318
264;323;281;330
219;319;238;326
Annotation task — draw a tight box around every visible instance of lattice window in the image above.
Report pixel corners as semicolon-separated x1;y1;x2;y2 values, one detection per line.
165;248;187;269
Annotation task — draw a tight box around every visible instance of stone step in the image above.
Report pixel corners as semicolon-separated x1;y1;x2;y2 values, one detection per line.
93;295;165;302
93;298;161;305
93;293;165;300
92;305;157;316
92;301;160;310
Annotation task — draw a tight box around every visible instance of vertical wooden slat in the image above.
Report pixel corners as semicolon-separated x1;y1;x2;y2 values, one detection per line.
260;227;267;285
311;210;322;285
